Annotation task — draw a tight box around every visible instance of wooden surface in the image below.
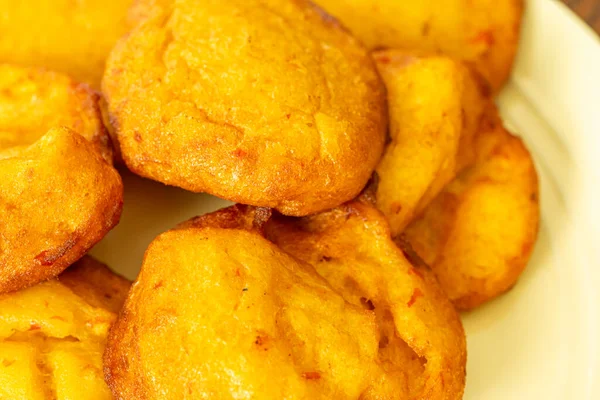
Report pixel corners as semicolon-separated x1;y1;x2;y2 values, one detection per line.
562;0;600;33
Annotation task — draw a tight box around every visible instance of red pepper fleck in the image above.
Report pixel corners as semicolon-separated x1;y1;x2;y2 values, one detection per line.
34;238;76;266
407;288;423;308
471;30;495;46
521;241;534;257
153;281;164;289
232;148;247;158
29;323;41;331
302;372;321;380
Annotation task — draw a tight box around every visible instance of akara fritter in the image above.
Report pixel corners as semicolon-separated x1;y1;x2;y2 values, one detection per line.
104;203;465;399
404;105;539;310
265;200;466;399
0;64;112;162
103;0;387;216
0;256;129;400
373;50;488;236
0;128;123;294
314;0;524;92
0;0;134;88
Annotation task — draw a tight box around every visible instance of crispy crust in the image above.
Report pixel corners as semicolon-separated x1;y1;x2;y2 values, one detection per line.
59;256;131;314
105;202;465;399
314;0;524;92
372;50;489;236
103;0;386;216
0;256;129;400
0;64;113;162
265;200;466;399
0;128;123;294
405;104;540;309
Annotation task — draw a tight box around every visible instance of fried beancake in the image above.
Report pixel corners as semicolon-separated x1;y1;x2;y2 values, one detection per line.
314;0;524;92
373;50;488;237
0;0;134;89
0;64;112;162
103;0;387;216
104;204;465;399
404;105;540;309
0;256;130;400
265;200;466;399
0;128;123;294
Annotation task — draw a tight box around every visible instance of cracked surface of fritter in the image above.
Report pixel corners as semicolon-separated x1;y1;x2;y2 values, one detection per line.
103;0;386;216
404;105;539;309
372;50;488;237
314;0;524;92
104;203;465;399
0;64;113;162
0;0;134;88
266;200;466;399
0;128;123;293
0;257;129;400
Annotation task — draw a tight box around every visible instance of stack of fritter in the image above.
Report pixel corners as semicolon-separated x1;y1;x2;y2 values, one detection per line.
0;0;537;399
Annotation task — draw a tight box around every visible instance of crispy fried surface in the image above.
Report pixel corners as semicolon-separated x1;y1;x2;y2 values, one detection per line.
0;128;123;294
0;0;134;88
266;200;466;399
105;203;465;399
0;64;112;162
60;256;131;314
314;0;524;91
373;51;488;236
0;256;129;400
103;0;386;216
404;105;540;309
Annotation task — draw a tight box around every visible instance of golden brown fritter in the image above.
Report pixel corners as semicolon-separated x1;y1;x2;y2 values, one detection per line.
372;50;488;236
0;256;129;400
103;0;387;216
0;0;134;89
104;203;465;399
0;128;123;294
0;64;112;162
404;105;540;309
314;0;524;92
265;200;466;399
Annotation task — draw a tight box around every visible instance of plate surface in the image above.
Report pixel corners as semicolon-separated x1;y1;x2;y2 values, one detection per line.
91;0;600;398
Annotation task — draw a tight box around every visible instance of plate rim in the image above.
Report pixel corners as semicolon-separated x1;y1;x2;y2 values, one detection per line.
516;1;600;398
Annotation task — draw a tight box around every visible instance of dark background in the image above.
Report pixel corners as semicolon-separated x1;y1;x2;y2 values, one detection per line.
563;0;600;33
